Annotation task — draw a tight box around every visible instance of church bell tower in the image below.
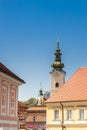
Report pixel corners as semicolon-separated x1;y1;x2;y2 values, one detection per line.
38;83;44;105
50;41;66;95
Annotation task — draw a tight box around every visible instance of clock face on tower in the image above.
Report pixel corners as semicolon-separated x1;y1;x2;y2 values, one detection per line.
55;72;59;77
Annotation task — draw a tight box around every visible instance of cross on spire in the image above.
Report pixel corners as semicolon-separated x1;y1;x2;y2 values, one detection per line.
40;82;42;89
56;40;59;48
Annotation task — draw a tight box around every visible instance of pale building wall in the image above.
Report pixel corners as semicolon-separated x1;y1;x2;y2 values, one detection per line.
50;70;65;94
46;102;87;130
27;112;46;122
0;72;22;130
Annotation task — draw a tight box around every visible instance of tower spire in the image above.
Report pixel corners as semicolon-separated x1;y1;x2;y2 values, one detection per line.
51;41;64;71
39;82;43;96
38;82;44;105
50;41;66;94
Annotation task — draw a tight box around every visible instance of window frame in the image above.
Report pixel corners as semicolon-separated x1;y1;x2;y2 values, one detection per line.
54;109;60;121
78;107;85;120
33;116;37;122
1;86;7;115
65;107;73;121
67;109;72;120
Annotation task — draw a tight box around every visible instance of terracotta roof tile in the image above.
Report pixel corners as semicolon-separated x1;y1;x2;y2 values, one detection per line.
46;67;87;103
18;101;28;108
0;62;25;83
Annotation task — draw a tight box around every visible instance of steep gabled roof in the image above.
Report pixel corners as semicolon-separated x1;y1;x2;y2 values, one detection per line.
0;62;25;83
46;67;87;103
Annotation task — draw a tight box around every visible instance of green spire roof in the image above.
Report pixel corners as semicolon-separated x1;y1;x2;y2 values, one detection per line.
51;41;64;71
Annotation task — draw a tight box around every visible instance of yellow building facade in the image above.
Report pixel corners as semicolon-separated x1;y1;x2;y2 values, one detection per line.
26;105;46;130
26;88;46;130
46;101;87;130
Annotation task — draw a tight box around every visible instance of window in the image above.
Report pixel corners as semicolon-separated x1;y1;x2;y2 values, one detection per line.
33;116;37;122
42;116;46;121
26;117;29;122
10;88;16;117
2;89;7;107
1;86;7;115
79;109;84;120
67;109;72;120
10;100;15;107
54;110;59;120
55;82;59;88
2;100;6;106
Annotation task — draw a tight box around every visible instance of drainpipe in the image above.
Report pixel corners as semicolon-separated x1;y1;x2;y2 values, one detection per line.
60;102;65;130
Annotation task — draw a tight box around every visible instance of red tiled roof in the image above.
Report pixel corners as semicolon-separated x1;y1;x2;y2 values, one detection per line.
0;62;25;83
18;101;27;108
46;67;87;103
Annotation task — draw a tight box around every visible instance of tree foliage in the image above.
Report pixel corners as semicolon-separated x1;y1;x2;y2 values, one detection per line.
22;97;37;106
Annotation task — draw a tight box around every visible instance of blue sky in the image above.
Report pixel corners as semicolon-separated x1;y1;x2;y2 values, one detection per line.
0;0;87;101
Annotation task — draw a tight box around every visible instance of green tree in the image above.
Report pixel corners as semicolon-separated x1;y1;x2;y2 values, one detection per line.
23;97;37;106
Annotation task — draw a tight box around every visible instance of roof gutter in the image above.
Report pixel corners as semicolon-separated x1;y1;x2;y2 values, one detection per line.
60;102;65;130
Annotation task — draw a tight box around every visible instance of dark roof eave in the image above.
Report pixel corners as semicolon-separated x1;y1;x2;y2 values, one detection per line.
0;68;25;83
